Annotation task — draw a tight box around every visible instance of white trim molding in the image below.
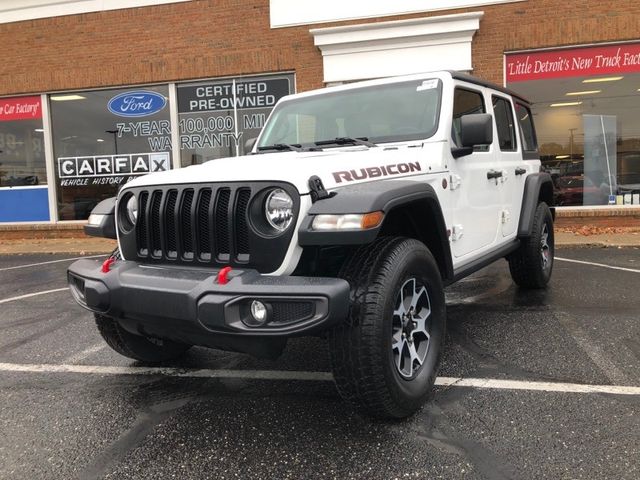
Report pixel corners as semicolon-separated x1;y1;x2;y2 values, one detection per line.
311;12;484;83
272;0;519;28
0;0;192;25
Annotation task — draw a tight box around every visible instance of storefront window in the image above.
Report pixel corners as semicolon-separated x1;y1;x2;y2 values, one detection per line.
177;74;294;165
506;42;640;206
0;96;45;186
50;86;172;220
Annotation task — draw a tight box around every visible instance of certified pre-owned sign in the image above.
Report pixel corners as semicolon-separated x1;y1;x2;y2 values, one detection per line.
108;90;167;117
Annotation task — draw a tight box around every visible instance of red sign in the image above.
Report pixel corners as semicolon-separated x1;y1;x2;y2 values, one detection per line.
0;96;42;121
506;43;640;82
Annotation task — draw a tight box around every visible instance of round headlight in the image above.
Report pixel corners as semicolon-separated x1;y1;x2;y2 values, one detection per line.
125;195;138;225
265;188;293;232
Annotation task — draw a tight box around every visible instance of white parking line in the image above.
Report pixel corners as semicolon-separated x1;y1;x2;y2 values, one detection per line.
0;254;106;272
556;257;640;274
0;362;638;395
63;343;106;364
0;288;68;305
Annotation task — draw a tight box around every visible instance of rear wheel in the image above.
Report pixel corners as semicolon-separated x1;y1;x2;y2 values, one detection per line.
95;314;190;363
328;237;446;419
508;201;554;289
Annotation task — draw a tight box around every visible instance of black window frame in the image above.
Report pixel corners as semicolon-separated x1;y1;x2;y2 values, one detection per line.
452;86;488;152
514;102;538;155
491;95;517;152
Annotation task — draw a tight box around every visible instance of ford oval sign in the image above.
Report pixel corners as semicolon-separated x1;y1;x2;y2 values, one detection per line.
107;90;167;117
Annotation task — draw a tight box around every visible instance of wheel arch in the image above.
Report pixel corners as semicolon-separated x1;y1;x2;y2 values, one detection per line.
517;172;555;238
379;198;453;283
297;180;454;283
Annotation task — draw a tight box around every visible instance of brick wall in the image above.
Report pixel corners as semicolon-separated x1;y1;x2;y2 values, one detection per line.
0;0;638;95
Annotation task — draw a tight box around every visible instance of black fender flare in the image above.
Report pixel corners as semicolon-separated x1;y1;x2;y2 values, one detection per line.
84;197;117;239
517;173;554;238
297;180;454;281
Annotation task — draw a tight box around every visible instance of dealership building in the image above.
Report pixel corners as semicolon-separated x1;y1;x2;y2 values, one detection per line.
1;0;639;226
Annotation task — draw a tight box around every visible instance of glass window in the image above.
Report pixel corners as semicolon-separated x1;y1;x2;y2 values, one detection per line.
506;43;640;206
452;88;486;151
50;86;172;220
177;74;294;165
258;79;442;148
492;96;517;151
0;96;45;186
514;103;537;152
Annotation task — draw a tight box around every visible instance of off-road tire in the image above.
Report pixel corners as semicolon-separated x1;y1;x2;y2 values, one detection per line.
95;313;190;363
508;201;554;289
328;237;446;419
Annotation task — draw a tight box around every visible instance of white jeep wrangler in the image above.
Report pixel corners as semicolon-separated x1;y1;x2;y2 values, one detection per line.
68;71;554;418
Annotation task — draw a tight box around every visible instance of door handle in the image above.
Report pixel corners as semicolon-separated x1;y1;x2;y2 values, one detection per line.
487;170;503;180
515;167;527;176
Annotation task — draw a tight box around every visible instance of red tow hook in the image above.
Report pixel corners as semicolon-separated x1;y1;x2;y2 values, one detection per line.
101;257;116;273
217;266;232;285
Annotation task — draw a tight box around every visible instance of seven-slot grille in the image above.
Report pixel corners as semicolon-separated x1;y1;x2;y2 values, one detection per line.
134;186;252;263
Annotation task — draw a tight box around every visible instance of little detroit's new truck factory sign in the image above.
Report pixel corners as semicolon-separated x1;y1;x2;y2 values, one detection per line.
506;42;640;82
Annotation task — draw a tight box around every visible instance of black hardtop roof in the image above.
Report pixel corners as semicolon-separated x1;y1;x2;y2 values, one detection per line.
449;71;531;106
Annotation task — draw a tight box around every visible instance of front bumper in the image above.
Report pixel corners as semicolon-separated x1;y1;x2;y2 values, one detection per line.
68;258;350;343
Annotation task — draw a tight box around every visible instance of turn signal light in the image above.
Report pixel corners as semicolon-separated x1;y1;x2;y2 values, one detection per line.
361;211;384;229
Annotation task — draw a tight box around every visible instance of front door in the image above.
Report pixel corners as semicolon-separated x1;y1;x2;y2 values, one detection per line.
449;85;502;259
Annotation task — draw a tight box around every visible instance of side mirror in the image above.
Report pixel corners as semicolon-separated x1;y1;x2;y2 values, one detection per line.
244;136;257;153
452;113;493;158
461;113;493;147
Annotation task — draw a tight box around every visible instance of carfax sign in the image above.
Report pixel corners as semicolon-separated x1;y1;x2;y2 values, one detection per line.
57;152;170;187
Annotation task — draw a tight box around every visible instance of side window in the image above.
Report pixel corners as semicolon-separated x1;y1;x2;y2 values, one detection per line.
452;88;487;151
492;96;517;151
515;103;538;152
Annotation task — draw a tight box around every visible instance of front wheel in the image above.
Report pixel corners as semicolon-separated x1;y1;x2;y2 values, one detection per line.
507;201;554;289
328;237;446;419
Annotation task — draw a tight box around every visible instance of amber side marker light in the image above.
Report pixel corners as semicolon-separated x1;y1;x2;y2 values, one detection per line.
361;211;385;229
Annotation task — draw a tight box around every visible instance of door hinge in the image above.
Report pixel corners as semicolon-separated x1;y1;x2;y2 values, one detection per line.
451;224;464;241
450;174;462;190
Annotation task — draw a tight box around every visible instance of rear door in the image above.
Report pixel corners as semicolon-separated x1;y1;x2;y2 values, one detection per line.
491;94;526;238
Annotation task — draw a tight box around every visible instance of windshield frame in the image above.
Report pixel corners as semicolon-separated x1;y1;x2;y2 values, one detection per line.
256;78;443;150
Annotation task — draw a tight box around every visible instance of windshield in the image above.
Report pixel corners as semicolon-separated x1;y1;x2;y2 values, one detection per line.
257;79;442;149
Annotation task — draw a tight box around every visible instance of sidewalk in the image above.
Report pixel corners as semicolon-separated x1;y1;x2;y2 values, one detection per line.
0;231;638;255
555;230;640;248
0;237;116;255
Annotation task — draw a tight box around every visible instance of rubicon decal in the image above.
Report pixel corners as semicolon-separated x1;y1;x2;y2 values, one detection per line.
108;90;167;117
332;162;422;183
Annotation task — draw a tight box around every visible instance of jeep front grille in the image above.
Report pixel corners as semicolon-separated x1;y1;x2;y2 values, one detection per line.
117;182;299;273
134;186;251;263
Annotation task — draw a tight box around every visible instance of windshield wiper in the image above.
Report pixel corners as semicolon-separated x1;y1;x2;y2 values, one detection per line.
314;137;377;148
257;143;304;152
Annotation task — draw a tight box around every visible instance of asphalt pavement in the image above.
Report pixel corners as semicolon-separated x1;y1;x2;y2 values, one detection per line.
0;246;638;480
